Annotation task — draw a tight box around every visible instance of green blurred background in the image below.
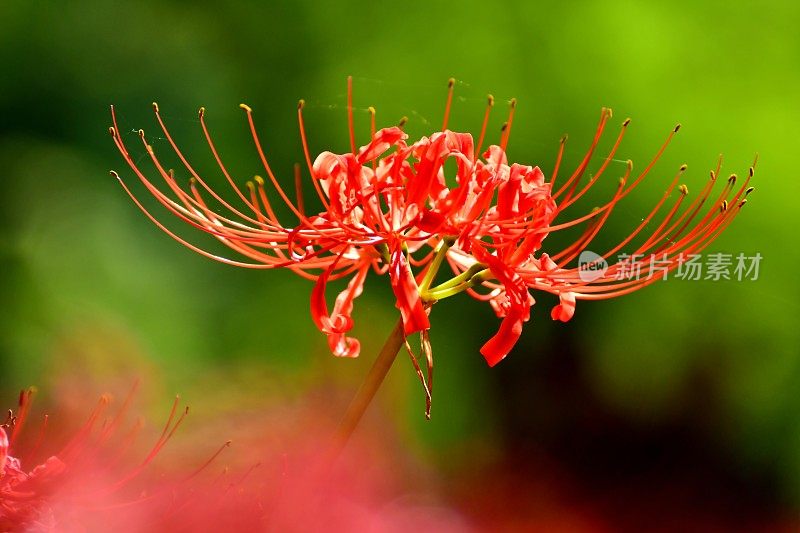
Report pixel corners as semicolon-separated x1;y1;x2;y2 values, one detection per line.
1;0;798;528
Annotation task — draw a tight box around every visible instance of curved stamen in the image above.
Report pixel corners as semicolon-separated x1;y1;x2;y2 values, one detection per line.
499;98;516;152
475;94;494;158
442;78;455;131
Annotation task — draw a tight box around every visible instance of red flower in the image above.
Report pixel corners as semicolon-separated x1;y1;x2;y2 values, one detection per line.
110;78;752;370
0;386;228;531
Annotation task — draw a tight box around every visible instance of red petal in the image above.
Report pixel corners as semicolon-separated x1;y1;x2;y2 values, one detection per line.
312;151;344;180
480;308;525;367
472;243;534;365
482;145;508;167
416;210;447;234
389;244;430;335
407;133;448;208
551;291;576;322
357;127;407;163
310;257;369;357
310;261;336;333
327;332;361;358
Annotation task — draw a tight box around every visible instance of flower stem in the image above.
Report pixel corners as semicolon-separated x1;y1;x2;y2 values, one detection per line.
428;262;486;293
418;237;455;293
327;317;405;462
425;267;491;301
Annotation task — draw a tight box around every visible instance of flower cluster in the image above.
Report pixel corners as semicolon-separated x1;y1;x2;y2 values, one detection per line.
110;78;753;368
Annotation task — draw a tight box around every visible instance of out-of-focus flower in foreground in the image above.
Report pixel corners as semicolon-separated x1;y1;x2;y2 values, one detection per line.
110;77;753;386
0;386;473;532
0;386;207;530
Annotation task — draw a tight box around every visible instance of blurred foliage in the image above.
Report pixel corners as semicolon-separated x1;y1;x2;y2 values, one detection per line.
1;0;798;517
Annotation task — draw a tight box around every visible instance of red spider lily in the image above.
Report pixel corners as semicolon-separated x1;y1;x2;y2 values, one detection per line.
441;116;755;365
0;386;228;530
110;77;752;377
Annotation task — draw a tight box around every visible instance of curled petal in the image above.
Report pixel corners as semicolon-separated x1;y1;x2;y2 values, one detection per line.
312;151;345;183
389;244;430;335
551;291;576;322
327;332;361;358
519;165;545;193
482;145;508;168
443;130;475;163
310;258;369;357
357;127;408;163
472;244;534;365
535;253;577;322
488;288;536;319
480;307;526;367
538;252;558;271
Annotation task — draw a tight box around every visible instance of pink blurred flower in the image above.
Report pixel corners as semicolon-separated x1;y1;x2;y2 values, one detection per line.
0;386;473;531
0;386;206;530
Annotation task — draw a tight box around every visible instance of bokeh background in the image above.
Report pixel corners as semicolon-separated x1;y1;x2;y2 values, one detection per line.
1;0;798;530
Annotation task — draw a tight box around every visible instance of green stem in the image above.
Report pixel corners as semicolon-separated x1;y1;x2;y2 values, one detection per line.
418;237;454;293
428;262;486;293
426;268;492;301
327;318;405;462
